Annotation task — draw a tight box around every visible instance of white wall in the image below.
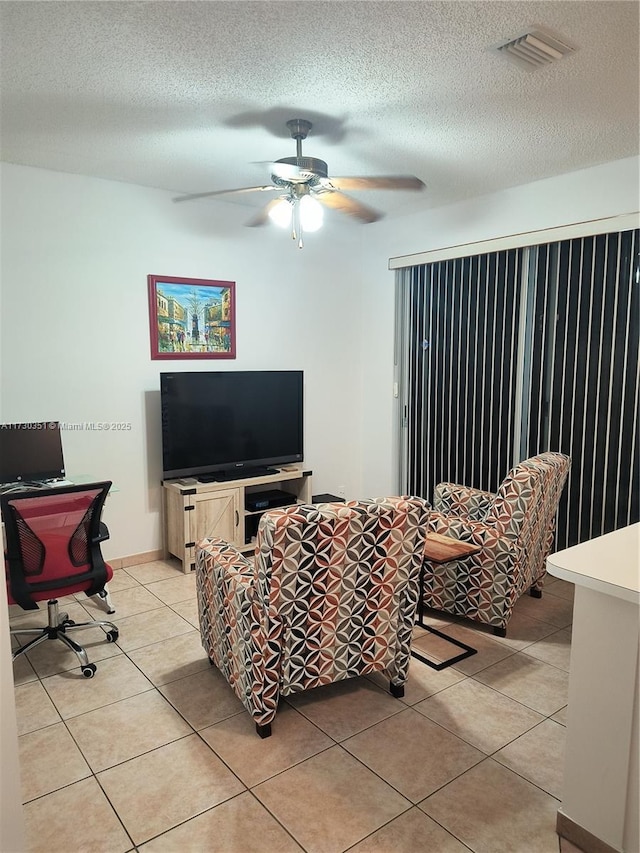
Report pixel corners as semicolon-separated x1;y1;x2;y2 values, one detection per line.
0;163;365;558
358;156;640;499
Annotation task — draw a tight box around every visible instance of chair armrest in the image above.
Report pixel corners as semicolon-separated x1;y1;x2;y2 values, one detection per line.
196;538;254;600
196;537;259;662
433;482;495;521
92;521;110;544
427;511;516;554
195;537;279;726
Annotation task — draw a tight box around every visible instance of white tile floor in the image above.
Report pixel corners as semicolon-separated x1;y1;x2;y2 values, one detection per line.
11;562;586;853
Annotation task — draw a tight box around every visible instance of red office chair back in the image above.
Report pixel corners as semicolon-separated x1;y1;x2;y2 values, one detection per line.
2;481;113;610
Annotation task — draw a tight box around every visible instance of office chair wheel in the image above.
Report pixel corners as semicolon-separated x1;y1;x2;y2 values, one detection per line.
105;629;119;643
81;664;97;678
62;618;76;627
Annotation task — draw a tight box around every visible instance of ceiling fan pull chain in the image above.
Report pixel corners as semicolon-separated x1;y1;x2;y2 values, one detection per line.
294;201;304;248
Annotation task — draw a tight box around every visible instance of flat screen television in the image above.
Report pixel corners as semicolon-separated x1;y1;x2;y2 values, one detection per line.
160;370;304;481
0;422;65;484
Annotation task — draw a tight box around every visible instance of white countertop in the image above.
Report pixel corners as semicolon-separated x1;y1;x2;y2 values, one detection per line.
546;523;639;604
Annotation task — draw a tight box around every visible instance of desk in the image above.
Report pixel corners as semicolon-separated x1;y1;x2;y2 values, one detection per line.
412;533;481;671
0;476;117;495
547;523;639;853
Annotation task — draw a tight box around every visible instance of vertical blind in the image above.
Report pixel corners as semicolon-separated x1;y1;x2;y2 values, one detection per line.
398;249;525;498
397;228;639;548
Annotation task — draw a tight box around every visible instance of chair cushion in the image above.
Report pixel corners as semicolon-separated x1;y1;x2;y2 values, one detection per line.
6;555;114;604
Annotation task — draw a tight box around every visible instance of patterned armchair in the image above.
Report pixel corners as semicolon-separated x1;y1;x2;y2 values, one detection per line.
196;496;429;737
423;452;570;636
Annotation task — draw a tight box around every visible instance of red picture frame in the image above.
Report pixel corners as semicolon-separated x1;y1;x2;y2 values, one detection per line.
147;275;236;360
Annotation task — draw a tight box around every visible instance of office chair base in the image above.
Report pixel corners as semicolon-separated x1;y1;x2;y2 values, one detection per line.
11;599;118;675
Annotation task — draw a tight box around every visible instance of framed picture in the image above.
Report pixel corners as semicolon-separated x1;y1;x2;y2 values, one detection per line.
148;275;236;360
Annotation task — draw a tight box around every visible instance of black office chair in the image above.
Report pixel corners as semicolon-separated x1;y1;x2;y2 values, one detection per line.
2;481;119;678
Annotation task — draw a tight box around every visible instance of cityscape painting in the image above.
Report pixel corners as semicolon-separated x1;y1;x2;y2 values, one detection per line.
147;275;236;360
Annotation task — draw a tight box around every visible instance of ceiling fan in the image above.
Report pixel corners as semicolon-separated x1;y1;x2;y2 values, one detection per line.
173;119;425;247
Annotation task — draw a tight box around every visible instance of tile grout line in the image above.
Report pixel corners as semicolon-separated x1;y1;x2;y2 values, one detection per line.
13;568;574;853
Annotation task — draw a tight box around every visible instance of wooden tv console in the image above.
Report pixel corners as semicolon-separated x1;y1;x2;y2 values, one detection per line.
162;466;312;573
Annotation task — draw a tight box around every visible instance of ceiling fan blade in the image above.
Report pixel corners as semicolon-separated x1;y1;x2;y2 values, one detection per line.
246;198;283;227
316;190;381;224
327;175;425;192
173;185;277;203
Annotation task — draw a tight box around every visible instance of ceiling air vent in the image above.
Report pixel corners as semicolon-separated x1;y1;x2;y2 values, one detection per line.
496;30;575;69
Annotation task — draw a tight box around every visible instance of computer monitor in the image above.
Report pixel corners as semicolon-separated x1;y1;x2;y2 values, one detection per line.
0;422;65;484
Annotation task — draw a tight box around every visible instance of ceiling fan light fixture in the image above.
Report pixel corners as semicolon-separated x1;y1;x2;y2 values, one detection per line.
174;118;424;240
268;197;293;228
299;195;323;232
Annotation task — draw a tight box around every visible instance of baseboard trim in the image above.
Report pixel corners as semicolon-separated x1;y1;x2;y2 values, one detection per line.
108;550;166;571
557;810;620;853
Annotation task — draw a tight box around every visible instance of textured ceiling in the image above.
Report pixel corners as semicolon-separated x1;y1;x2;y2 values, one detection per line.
1;1;638;223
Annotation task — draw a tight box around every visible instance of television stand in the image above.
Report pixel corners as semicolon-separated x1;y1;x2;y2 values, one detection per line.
163;466;312;572
199;467;278;483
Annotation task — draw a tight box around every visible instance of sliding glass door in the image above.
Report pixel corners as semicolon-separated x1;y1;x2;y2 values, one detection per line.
525;229;639;546
396;228;639;547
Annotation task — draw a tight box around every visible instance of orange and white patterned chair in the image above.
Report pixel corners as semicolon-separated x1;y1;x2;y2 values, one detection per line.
196;496;429;737
423;452;570;636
